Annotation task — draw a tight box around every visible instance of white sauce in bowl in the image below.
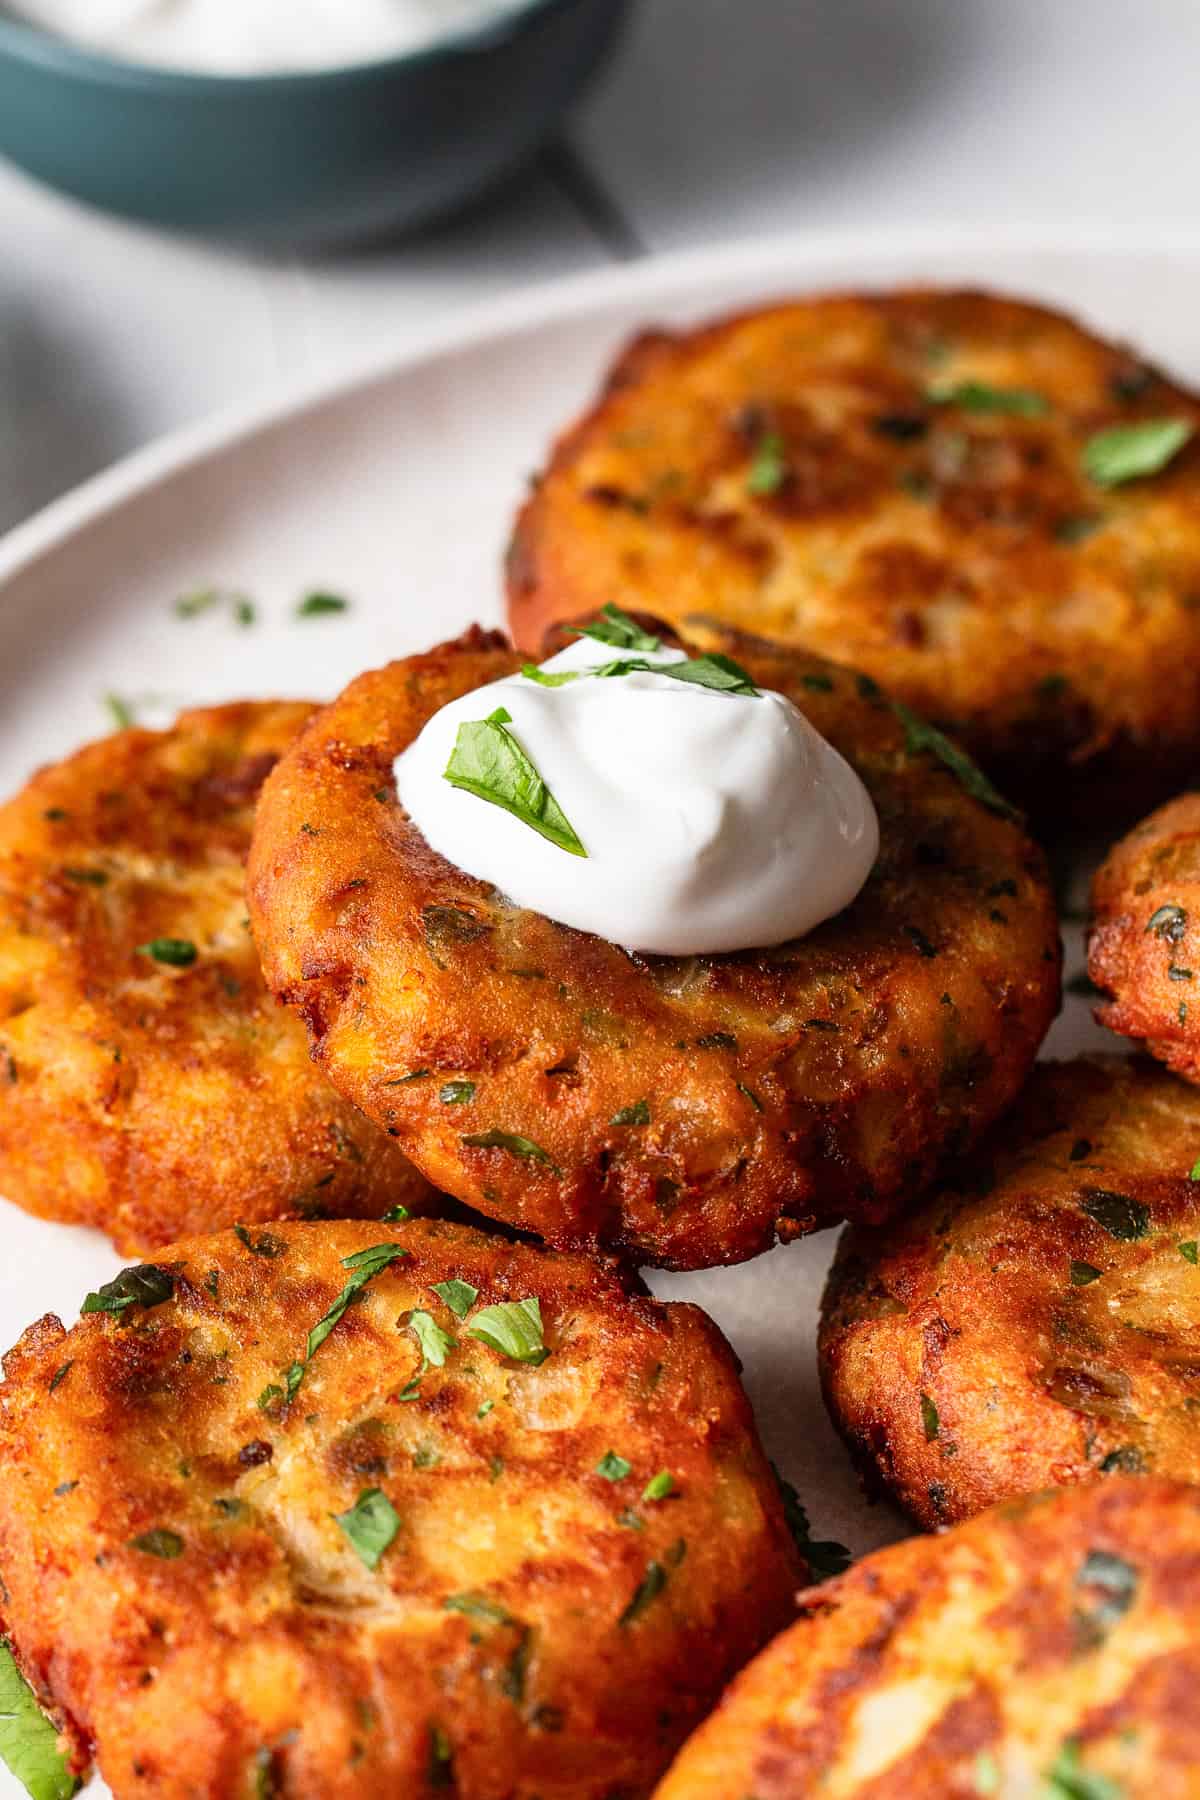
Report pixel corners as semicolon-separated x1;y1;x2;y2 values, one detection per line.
395;633;880;958
2;0;525;73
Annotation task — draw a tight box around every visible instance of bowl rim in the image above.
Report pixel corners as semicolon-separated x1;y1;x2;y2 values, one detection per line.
0;0;578;88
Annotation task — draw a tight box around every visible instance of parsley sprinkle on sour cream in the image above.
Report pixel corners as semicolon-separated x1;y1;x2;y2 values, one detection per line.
394;612;879;957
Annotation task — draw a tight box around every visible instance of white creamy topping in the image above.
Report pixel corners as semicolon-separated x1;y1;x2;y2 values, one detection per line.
394;634;880;958
3;0;523;73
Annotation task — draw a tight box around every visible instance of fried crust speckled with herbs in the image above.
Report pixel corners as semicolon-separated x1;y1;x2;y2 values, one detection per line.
1089;792;1200;1082
0;1216;801;1800
819;1057;1200;1529
652;1477;1200;1800
246;625;1060;1271
0;702;437;1253
507;289;1200;813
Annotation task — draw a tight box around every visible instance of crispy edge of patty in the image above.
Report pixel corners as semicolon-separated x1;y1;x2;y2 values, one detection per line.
246;624;1060;1270
507;287;1200;811
653;1477;1200;1800
819;1055;1200;1529
0;700;436;1253
0;1215;802;1800
1089;791;1200;1081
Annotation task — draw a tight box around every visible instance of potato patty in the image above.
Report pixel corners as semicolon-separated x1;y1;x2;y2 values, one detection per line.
1089;792;1200;1081
246;625;1059;1270
653;1478;1200;1800
820;1057;1200;1529
0;702;436;1252
0;1216;800;1800
507;289;1200;809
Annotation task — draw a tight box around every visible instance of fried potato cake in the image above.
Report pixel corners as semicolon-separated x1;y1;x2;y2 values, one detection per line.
1089;792;1200;1081
247;623;1059;1271
507;289;1200;810
653;1477;1200;1800
0;1216;801;1800
820;1057;1200;1529
0;702;436;1253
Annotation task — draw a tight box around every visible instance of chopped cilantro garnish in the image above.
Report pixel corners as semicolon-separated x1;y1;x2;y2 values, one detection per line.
642;1471;676;1502
928;380;1048;416
81;1263;175;1317
1081;1188;1150;1242
596;1451;632;1482
1180;1241;1199;1265
407;1310;456;1371
920;1392;940;1440
444;707;586;858
611;1100;650;1127
461;1130;561;1174
569;604;661;653
1043;1738;1124;1798
1070;1261;1103;1287
431;1279;478;1320
334;1488;399;1570
296;591;350;618
467;1298;550;1366
439;1081;475;1105
103;693;136;730
1083;417;1193;487
129;1528;184;1559
0;1641;79;1800
894;702;1020;821
136;938;197;968
746;433;788;496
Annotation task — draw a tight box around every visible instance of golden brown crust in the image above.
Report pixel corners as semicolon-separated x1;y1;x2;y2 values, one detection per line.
820;1057;1200;1528
0;702;436;1253
507;289;1200;810
0;1217;800;1800
246;626;1059;1270
1089;792;1200;1079
653;1477;1200;1800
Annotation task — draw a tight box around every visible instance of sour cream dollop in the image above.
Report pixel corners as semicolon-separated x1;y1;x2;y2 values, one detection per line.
395;635;880;958
3;0;522;74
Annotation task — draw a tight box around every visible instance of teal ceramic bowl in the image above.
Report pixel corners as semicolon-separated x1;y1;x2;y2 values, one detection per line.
0;0;631;244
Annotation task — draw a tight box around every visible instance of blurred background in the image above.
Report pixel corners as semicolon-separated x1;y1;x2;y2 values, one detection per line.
3;0;1200;537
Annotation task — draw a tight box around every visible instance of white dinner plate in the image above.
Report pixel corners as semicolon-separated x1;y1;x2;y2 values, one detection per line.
0;224;1191;1797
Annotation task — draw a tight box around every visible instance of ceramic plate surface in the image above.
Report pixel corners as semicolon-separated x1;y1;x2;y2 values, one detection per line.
0;226;1190;1796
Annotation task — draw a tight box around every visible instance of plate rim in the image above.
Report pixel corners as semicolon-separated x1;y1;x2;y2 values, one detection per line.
6;220;1200;593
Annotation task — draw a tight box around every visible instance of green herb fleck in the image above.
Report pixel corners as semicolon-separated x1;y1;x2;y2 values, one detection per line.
444;706;586;858
596;1451;632;1482
129;1528;184;1559
1071;1261;1103;1287
620;1541;686;1626
894;702;1020;822
461;1129;561;1174
974;1751;1000;1794
0;1641;80;1800
1075;1549;1138;1637
1180;1241;1199;1265
569;604;660;653
439;1081;475;1105
304;1243;408;1362
611;1100;650;1127
407;1310;456;1371
296;591;350;618
431;1279;478;1320
233;1224;286;1258
747;433;788;496
1081;1188;1150;1242
467;1298;550;1366
928;380;1048;416
136;937;197;968
382;1204;411;1223
334;1488;399;1571
642;1471;676;1502
736;1082;764;1112
921;1392;940;1440
1083;417;1193;487
1043;1737;1124;1798
47;1362;72;1394
81;1263;175;1316
773;1469;852;1579
444;1592;513;1627
1146;903;1187;943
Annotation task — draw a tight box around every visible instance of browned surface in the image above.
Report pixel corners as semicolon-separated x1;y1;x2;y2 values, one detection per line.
654;1478;1200;1799
0;1217;800;1800
820;1057;1200;1528
246;626;1059;1270
0;702;436;1252
507;289;1200;810
1090;792;1200;1079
